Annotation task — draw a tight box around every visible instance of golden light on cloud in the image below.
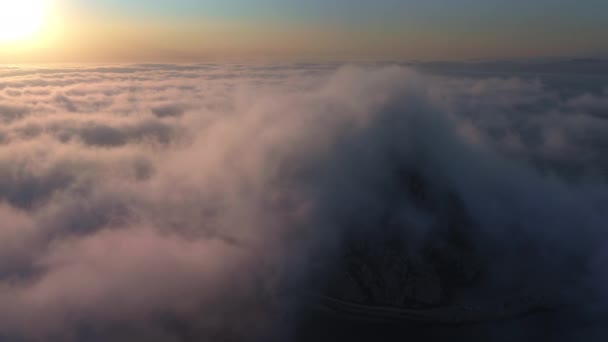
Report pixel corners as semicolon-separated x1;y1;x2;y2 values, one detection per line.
0;0;48;43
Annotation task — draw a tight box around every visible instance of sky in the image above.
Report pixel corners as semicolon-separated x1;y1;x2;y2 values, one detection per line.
1;1;608;66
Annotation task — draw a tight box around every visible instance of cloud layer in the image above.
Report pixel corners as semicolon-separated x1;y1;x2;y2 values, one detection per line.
0;62;607;341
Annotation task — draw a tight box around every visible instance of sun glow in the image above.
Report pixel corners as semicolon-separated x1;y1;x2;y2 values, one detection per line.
0;0;48;43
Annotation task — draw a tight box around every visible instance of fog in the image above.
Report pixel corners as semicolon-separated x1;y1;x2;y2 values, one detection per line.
0;61;607;341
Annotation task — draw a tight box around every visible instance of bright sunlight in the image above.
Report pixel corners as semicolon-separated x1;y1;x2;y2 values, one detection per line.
0;0;48;43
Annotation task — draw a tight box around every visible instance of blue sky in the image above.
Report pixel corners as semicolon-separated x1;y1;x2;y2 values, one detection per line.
69;0;608;22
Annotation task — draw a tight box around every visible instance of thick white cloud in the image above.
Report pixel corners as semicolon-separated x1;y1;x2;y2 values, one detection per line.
0;62;606;340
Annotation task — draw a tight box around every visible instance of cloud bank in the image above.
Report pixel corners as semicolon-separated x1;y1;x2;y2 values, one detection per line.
0;62;607;341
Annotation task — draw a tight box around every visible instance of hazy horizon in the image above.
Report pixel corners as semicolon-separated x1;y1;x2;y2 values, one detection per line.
1;0;608;63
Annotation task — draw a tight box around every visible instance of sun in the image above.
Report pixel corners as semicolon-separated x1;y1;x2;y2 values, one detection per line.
0;0;48;43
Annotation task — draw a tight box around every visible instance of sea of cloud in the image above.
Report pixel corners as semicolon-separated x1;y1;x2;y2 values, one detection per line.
0;61;607;341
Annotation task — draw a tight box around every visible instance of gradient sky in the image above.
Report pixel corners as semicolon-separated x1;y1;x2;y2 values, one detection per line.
2;0;608;62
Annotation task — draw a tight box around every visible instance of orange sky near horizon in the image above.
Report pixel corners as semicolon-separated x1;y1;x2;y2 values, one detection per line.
1;0;607;63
